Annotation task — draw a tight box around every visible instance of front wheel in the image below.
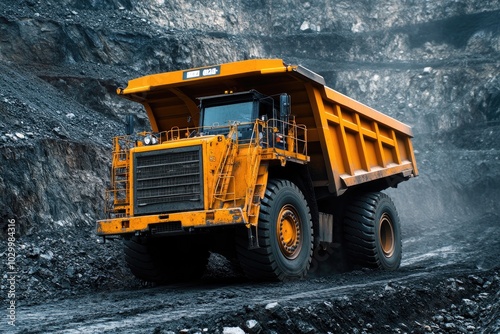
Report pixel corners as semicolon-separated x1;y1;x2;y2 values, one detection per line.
343;192;402;270
236;179;314;281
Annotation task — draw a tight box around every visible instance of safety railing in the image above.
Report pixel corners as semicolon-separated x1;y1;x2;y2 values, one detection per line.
135;119;307;156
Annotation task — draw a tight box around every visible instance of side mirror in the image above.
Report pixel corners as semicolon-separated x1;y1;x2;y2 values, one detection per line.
280;94;290;121
279;94;291;134
125;113;134;135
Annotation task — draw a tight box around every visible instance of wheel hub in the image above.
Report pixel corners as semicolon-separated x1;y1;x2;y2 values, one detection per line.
277;205;302;259
379;213;395;257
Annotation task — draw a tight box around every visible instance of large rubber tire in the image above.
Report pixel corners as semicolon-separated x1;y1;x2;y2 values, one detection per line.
236;179;314;281
123;236;209;284
343;192;401;270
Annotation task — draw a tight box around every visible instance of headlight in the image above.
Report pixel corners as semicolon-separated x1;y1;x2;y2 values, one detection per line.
143;134;158;145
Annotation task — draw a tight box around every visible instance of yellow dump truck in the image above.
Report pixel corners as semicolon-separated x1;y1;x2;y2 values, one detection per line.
96;59;418;282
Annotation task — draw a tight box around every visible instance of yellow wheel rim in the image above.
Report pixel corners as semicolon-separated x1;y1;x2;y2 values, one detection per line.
379;213;395;257
277;205;302;259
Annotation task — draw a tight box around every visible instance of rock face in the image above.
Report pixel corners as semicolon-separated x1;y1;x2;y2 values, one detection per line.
0;0;499;319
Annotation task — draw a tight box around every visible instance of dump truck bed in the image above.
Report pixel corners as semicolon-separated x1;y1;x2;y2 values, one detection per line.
119;58;418;195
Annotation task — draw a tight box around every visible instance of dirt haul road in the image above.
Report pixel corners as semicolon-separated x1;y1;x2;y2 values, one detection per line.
9;213;500;333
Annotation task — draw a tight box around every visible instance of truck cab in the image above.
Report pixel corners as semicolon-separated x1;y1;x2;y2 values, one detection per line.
199;90;276;142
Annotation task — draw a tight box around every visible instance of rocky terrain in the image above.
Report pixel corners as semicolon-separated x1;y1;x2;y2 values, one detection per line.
0;0;499;333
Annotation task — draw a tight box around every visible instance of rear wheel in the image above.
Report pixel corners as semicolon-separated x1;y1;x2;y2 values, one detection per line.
343;192;401;270
236;179;314;281
123;235;209;284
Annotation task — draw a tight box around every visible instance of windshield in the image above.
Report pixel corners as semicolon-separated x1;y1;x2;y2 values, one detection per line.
202;101;254;128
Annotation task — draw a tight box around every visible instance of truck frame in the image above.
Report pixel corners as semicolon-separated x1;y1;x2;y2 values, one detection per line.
96;59;418;282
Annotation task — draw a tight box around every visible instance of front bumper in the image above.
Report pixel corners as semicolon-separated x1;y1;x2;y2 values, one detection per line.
96;208;246;236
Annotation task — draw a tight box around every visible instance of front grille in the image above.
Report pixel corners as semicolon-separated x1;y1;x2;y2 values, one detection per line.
134;146;203;215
